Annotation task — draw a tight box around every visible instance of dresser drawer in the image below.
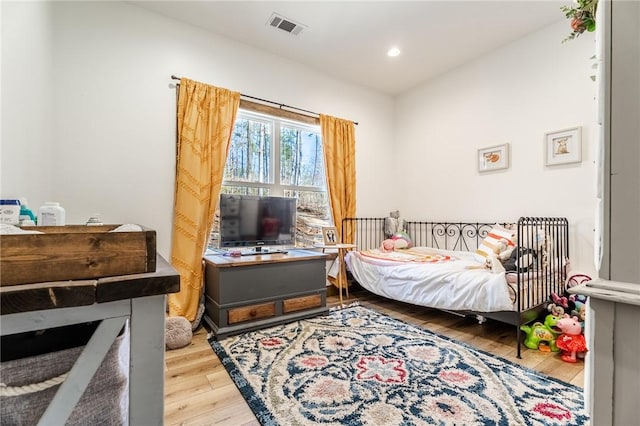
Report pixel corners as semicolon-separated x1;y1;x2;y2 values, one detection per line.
228;302;276;324
283;294;322;314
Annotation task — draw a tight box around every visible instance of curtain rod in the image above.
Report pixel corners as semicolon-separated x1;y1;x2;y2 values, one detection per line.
171;75;358;125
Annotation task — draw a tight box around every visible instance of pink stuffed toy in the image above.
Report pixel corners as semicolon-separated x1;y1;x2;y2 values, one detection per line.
380;232;412;252
381;239;396;252
555;314;587;363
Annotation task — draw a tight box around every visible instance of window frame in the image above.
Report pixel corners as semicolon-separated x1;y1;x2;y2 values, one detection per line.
215;100;332;248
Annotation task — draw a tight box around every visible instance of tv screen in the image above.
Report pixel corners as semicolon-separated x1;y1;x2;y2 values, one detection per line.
219;194;296;248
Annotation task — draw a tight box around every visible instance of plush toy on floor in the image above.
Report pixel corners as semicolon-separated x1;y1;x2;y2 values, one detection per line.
555;314;588;363
165;316;193;350
547;302;566;317
520;314;562;352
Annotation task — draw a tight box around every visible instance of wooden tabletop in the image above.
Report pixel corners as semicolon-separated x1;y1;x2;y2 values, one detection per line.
0;255;180;315
204;249;327;268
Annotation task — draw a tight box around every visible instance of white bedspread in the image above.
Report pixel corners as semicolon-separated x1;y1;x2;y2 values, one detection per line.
345;247;515;312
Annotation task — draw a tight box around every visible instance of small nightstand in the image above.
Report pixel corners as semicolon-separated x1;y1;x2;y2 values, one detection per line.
315;243;356;306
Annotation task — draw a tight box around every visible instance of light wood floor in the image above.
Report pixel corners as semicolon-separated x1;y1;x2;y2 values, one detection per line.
164;289;585;425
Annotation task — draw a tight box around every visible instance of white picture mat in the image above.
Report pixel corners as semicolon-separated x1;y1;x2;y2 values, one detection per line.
478;143;509;172
545;127;582;166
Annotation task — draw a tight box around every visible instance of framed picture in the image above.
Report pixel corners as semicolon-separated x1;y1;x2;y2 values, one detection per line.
322;226;338;245
545;127;582;166
478;143;509;173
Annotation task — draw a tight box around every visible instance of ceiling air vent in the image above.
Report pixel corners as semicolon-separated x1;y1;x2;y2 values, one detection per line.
267;13;306;36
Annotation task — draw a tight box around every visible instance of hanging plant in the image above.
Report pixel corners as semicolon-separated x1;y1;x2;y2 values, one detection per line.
561;0;598;42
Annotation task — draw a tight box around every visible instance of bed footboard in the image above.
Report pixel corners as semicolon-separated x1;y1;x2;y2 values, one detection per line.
341;216;569;358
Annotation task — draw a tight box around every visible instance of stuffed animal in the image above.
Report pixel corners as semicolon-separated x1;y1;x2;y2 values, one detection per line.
502;247;537;273
485;255;505;273
569;302;586;332
569;293;588;305
573;303;586;322
520;314;562;352
494;238;514;261
384;210;406;238
547;303;566;317
381;239;396;252
551;293;569;310
482;237;514;273
380;232;413;252
555;314;588;363
547;291;587;332
564;261;590;320
551;292;577;316
391;231;412;248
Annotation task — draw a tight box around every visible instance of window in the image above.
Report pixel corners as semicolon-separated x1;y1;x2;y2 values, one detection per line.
211;109;332;247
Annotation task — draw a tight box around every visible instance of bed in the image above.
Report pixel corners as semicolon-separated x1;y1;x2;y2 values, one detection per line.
341;217;569;358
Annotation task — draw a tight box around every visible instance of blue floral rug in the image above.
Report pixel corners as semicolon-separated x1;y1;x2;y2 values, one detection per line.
209;304;588;425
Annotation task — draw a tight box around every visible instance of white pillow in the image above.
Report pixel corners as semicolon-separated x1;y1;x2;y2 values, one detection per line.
476;224;516;258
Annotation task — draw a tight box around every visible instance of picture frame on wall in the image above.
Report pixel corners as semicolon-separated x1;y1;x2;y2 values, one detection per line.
478;143;509;173
322;226;338;245
545;127;582;166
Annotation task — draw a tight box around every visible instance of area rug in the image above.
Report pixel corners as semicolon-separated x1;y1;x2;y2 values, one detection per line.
209;305;588;425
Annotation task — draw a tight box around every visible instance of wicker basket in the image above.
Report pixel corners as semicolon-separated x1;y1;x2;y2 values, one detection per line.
0;329;129;425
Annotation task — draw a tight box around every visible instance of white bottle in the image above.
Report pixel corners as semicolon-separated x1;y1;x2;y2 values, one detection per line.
86;214;103;226
38;202;66;226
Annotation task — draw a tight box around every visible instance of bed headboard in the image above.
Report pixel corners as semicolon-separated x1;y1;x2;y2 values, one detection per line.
341;217;569;261
341;219;500;251
406;222;498;251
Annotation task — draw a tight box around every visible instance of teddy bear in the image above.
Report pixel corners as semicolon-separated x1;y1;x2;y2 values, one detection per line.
494;238;514;261
384;210;406;238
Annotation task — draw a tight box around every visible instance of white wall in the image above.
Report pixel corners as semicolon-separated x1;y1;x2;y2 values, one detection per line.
1;1;54;208
1;1;396;257
1;2;597;274
395;21;597;276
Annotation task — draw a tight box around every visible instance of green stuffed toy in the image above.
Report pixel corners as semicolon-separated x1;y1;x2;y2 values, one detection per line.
520;314;563;352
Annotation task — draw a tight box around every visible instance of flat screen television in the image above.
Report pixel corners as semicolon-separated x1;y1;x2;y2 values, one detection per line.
219;194;297;248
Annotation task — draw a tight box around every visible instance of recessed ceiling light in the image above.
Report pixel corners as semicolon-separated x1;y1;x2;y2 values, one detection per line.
387;47;401;57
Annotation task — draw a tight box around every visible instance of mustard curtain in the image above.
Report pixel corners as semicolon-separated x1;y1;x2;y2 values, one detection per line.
168;79;240;321
320;114;356;244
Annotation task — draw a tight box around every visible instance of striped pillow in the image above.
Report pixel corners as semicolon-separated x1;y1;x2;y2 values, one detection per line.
476;224;516;258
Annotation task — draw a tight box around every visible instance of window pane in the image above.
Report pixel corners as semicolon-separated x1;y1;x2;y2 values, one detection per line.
221;186;269;196
285;189;332;246
224;118;273;183
280;126;325;187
